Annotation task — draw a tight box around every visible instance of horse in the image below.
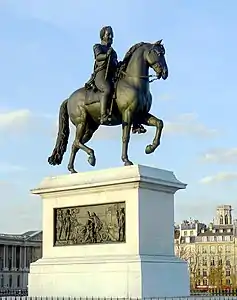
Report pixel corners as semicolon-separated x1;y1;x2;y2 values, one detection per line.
48;40;168;173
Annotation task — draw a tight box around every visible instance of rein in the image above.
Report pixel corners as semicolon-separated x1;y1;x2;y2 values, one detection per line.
120;70;159;83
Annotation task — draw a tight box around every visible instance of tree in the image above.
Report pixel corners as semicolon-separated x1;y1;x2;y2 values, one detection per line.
175;243;202;289
208;247;225;288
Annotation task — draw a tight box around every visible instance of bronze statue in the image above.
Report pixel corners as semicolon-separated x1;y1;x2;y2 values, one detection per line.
48;26;168;173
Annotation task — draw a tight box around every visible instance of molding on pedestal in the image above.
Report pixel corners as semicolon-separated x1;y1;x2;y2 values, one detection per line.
30;254;186;269
31;165;186;196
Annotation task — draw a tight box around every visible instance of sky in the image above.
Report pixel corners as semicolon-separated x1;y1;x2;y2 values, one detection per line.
0;0;237;233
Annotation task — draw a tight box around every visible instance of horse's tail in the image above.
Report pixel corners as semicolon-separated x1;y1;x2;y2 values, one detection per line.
48;99;70;166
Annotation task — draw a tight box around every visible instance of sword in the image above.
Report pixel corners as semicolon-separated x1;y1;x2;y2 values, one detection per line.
105;50;111;80
105;50;112;121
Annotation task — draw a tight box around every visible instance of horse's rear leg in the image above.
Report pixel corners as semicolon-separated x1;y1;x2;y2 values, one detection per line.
142;113;164;154
68;121;98;173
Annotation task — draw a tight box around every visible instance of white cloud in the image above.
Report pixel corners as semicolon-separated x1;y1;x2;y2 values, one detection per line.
164;113;218;137
200;172;237;184
0;108;55;137
0;162;26;173
50;112;217;141
0;109;32;131
201;148;237;164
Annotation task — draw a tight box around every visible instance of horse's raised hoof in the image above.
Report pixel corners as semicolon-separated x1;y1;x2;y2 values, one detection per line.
124;160;133;166
145;144;155;154
88;155;96;167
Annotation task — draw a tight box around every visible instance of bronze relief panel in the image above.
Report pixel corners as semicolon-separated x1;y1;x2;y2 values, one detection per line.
54;201;125;246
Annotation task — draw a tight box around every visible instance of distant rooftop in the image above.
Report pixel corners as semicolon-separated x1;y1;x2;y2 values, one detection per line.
0;230;42;241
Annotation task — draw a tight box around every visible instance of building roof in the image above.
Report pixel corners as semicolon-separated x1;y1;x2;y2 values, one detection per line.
0;230;42;242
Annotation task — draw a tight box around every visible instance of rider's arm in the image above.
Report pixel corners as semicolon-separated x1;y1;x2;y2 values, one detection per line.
93;44;108;62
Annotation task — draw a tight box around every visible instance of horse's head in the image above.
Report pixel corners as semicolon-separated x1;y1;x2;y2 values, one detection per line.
146;40;168;80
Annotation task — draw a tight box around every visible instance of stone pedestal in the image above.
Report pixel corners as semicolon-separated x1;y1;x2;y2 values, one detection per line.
28;165;190;298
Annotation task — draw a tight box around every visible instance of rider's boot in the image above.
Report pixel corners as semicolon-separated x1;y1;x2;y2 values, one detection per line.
100;95;109;125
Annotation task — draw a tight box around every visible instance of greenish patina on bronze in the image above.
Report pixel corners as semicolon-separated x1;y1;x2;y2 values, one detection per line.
48;26;168;173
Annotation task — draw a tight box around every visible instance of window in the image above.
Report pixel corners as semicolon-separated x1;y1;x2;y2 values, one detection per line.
203;270;207;277
225;214;228;224
203;257;207;266
209;236;215;242
226;245;231;253
226;260;231;266
202;247;207;253
220;215;224;224
184;231;187;236
0;275;4;288
8;275;12;288
217;236;223;241
226;279;231;285
17;275;20;287
202;236;207;242
190;230;194;236
226;270;231;276
218;259;222;266
211;258;215;266
224;236;230;241
203;279;208;285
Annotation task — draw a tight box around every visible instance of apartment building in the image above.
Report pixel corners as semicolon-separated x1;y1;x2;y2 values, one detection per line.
175;205;237;288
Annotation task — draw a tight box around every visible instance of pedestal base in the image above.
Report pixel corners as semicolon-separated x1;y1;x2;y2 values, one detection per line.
29;254;189;298
28;165;190;297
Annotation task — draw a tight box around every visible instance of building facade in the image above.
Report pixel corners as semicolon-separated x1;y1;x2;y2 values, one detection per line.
175;205;237;289
0;231;42;290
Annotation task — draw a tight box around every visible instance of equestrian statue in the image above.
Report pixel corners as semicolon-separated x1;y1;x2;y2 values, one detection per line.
48;26;168;173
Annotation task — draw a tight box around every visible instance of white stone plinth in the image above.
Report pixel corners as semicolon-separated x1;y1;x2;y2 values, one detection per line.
28;165;190;298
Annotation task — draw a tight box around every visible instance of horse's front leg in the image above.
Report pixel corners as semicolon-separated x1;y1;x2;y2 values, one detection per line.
142;113;164;154
121;109;133;166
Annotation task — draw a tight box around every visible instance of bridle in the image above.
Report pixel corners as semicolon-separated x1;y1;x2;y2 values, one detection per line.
120;71;159;83
120;46;165;83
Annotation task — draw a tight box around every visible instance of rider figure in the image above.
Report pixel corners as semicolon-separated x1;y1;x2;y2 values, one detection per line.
85;26;146;133
87;26;118;125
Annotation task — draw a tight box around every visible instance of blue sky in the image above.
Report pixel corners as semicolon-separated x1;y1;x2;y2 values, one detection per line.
0;0;237;233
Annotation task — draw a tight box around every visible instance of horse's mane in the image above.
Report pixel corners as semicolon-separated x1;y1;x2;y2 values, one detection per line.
119;42;145;73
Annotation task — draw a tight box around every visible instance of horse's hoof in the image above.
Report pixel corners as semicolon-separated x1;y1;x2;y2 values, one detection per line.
124;161;133;166
69;168;77;174
88;155;96;167
145;144;154;154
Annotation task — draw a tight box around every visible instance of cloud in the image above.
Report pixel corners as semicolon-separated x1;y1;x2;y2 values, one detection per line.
50;112;218;141
0;162;26;174
200;172;237;184
0;109;32;132
201;148;237;164
0;108;55;137
164;113;218;138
